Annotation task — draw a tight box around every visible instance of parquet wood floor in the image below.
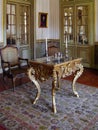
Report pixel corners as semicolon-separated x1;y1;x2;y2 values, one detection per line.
65;67;98;88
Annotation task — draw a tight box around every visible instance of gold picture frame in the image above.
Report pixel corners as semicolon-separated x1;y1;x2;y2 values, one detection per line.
38;12;48;28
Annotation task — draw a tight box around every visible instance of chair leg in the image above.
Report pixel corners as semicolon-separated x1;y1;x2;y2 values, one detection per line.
3;74;6;83
12;78;16;92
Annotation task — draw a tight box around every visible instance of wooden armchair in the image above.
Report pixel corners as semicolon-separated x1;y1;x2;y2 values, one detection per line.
0;45;29;91
48;46;60;56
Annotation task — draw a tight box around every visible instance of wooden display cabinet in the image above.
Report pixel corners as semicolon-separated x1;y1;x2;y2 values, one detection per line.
60;0;94;68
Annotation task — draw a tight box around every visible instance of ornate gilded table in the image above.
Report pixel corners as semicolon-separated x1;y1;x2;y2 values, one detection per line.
28;56;83;113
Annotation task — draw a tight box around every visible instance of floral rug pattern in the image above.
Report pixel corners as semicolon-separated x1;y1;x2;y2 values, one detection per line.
0;79;98;130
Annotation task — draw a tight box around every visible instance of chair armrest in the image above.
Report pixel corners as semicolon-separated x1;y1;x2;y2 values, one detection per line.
19;57;28;61
1;60;11;72
19;57;29;67
2;60;10;67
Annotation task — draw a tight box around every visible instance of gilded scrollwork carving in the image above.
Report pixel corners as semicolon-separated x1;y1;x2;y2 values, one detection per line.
30;64;53;81
28;67;41;104
28;58;83;113
52;60;84;99
72;63;84;97
52;70;58;113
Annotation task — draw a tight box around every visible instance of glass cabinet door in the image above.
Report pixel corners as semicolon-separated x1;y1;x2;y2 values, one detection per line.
6;4;16;45
76;5;88;45
64;7;74;44
63;5;89;45
60;0;94;68
19;5;30;45
6;3;30;46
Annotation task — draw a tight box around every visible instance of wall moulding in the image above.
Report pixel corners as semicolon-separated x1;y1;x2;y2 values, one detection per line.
60;0;94;4
36;39;60;43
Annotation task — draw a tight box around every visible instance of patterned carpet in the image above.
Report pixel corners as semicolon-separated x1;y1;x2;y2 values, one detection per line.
0;79;98;130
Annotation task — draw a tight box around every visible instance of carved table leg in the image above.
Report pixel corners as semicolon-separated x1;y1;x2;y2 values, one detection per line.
52;70;58;113
28;68;41;104
57;73;61;90
72;64;84;97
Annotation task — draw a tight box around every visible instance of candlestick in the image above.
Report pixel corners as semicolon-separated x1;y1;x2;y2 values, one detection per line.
45;37;48;57
65;35;68;48
65;35;69;58
45;38;50;61
46;37;48;51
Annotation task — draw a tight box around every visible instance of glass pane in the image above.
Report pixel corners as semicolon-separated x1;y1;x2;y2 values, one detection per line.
69;17;72;25
7;37;16;45
21;26;25;33
64;17;72;26
8;15;11;24
77;7;88;25
76;6;88;44
7;4;10;14
19;5;30;45
81;16;88;25
64;7;73;16
64;26;68;33
6;25;11;36
21;34;28;44
64;7;74;44
8;15;16;24
11;26;16;35
6;4;16;45
68;26;73;33
82;6;88;15
77;6;88;16
77;26;88;44
21;16;28;25
11;5;15;14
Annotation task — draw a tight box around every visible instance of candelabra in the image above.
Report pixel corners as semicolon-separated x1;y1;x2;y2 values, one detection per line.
65;47;69;58
46;50;50;61
46;49;48;57
45;38;50;61
65;34;69;58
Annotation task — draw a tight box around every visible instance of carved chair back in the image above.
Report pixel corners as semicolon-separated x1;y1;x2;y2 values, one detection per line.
48;46;60;56
1;46;19;67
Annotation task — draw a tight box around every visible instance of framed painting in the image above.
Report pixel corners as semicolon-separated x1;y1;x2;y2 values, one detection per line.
38;12;48;28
